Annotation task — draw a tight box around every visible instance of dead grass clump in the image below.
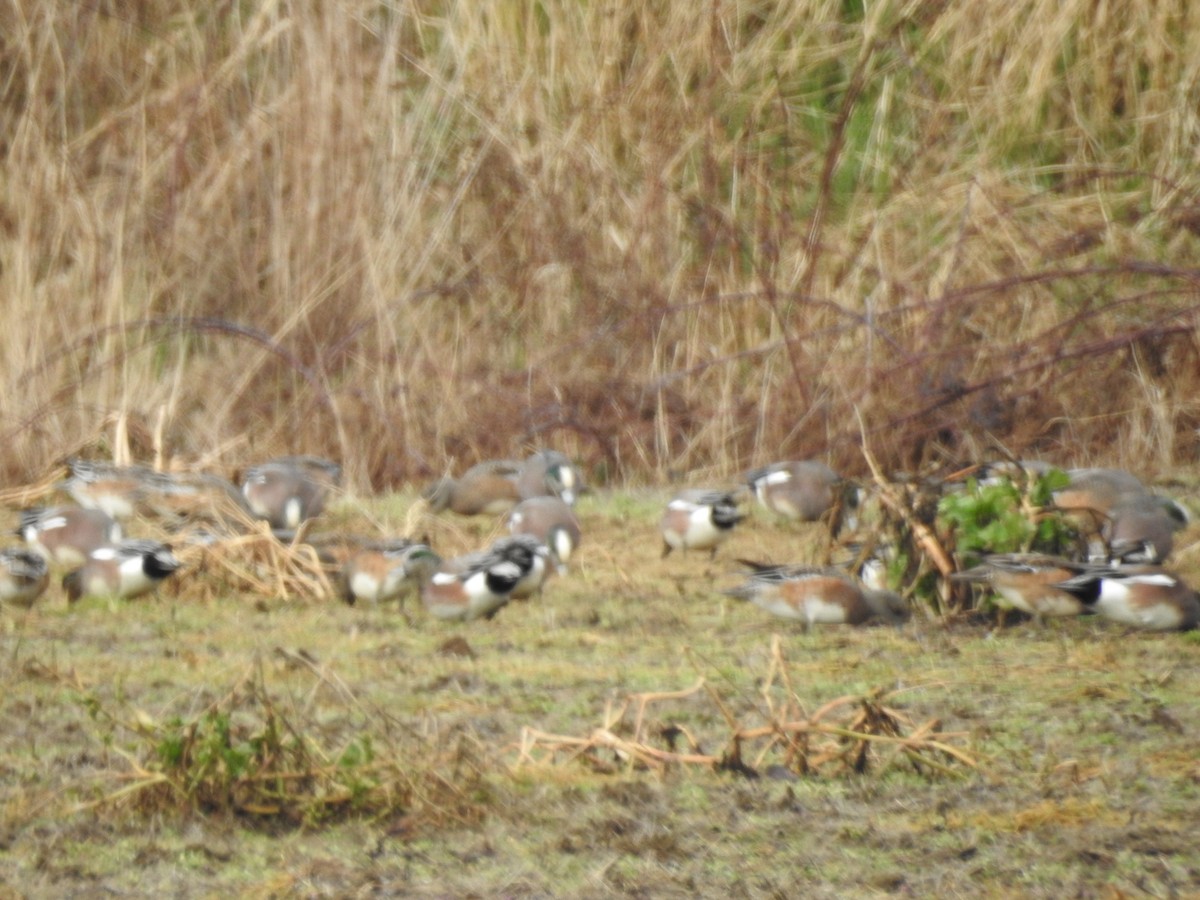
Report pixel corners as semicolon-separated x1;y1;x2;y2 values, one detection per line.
75;660;494;831
517;636;974;780
177;527;335;603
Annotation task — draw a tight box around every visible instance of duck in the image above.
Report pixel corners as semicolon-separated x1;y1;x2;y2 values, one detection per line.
0;548;50;610
517;450;584;506
423;459;523;516
950;553;1091;622
724;561;908;631
17;506;123;568
1102;493;1187;563
745;460;856;532
1053;565;1199;631
144;471;253;528
489;534;552;600
507;496;582;571
62;539;183;603
660;490;743;558
1052;467;1148;520
240;455;341;532
419;537;541;621
61;459;172;520
340;539;433;608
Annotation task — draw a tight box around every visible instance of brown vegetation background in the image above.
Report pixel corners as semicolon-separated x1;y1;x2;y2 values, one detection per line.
2;0;1199;490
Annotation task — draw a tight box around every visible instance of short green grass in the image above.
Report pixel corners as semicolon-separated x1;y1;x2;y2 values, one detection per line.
1;489;1199;896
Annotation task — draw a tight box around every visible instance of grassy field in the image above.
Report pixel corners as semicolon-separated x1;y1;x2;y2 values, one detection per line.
1;489;1199;897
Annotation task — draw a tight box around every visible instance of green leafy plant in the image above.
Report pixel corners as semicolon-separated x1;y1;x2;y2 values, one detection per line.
937;468;1079;562
76;665;489;829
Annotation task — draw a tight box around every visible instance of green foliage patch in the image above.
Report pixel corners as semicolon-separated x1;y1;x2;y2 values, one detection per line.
938;468;1078;562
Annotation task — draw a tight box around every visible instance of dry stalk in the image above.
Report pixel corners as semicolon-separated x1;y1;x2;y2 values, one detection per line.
0;466;68;509
179;524;335;602
856;408;956;579
516;640;975;779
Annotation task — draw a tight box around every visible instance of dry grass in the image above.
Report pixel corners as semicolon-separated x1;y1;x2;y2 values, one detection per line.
0;1;1198;491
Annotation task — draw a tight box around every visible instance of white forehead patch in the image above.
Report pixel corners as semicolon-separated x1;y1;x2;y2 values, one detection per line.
491;561;521;579
1124;573;1177;587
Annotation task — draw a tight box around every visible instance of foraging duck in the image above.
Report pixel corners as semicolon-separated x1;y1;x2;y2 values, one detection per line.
240;456;341;531
419;537;542;621
950;553;1091;621
1054;565;1199;632
724;561;908;631
61;459;172;520
488;534;552;600
508;496;582;571
745;460;855;532
1052;467;1147;519
517;451;584;506
0;548;50;610
660;490;743;558
18;506;123;568
62;539;182;603
340;540;433;608
1103;493;1187;563
423;460;523;516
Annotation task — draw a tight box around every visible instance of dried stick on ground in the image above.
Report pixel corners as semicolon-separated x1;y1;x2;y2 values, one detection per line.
516;640;975;778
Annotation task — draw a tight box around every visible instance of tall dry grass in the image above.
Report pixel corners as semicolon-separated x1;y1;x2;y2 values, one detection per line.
1;0;1199;490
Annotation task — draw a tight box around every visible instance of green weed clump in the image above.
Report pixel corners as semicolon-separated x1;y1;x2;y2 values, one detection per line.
855;467;1081;615
76;665;493;829
938;469;1079;561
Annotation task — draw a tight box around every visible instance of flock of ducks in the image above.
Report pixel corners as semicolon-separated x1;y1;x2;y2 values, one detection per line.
643;458;1197;632
0;452;583;624
675;459;1197;633
0;451;1195;634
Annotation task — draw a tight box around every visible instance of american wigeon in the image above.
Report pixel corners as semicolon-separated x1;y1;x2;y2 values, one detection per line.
0;548;50;610
1053;565;1199;631
62;539;182;603
745;460;857;534
145;471;253;528
488;534;552;600
838;540;894;592
950;553;1090;621
660;490;743;558
507;496;582;571
976;459;1057;486
724;561;908;631
423;460;523;516
517;451;584;506
419;538;540;621
1102;493;1187;563
1052;467;1148;519
62;459;168;520
240;456;341;531
18;506;123;568
340;540;433;608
